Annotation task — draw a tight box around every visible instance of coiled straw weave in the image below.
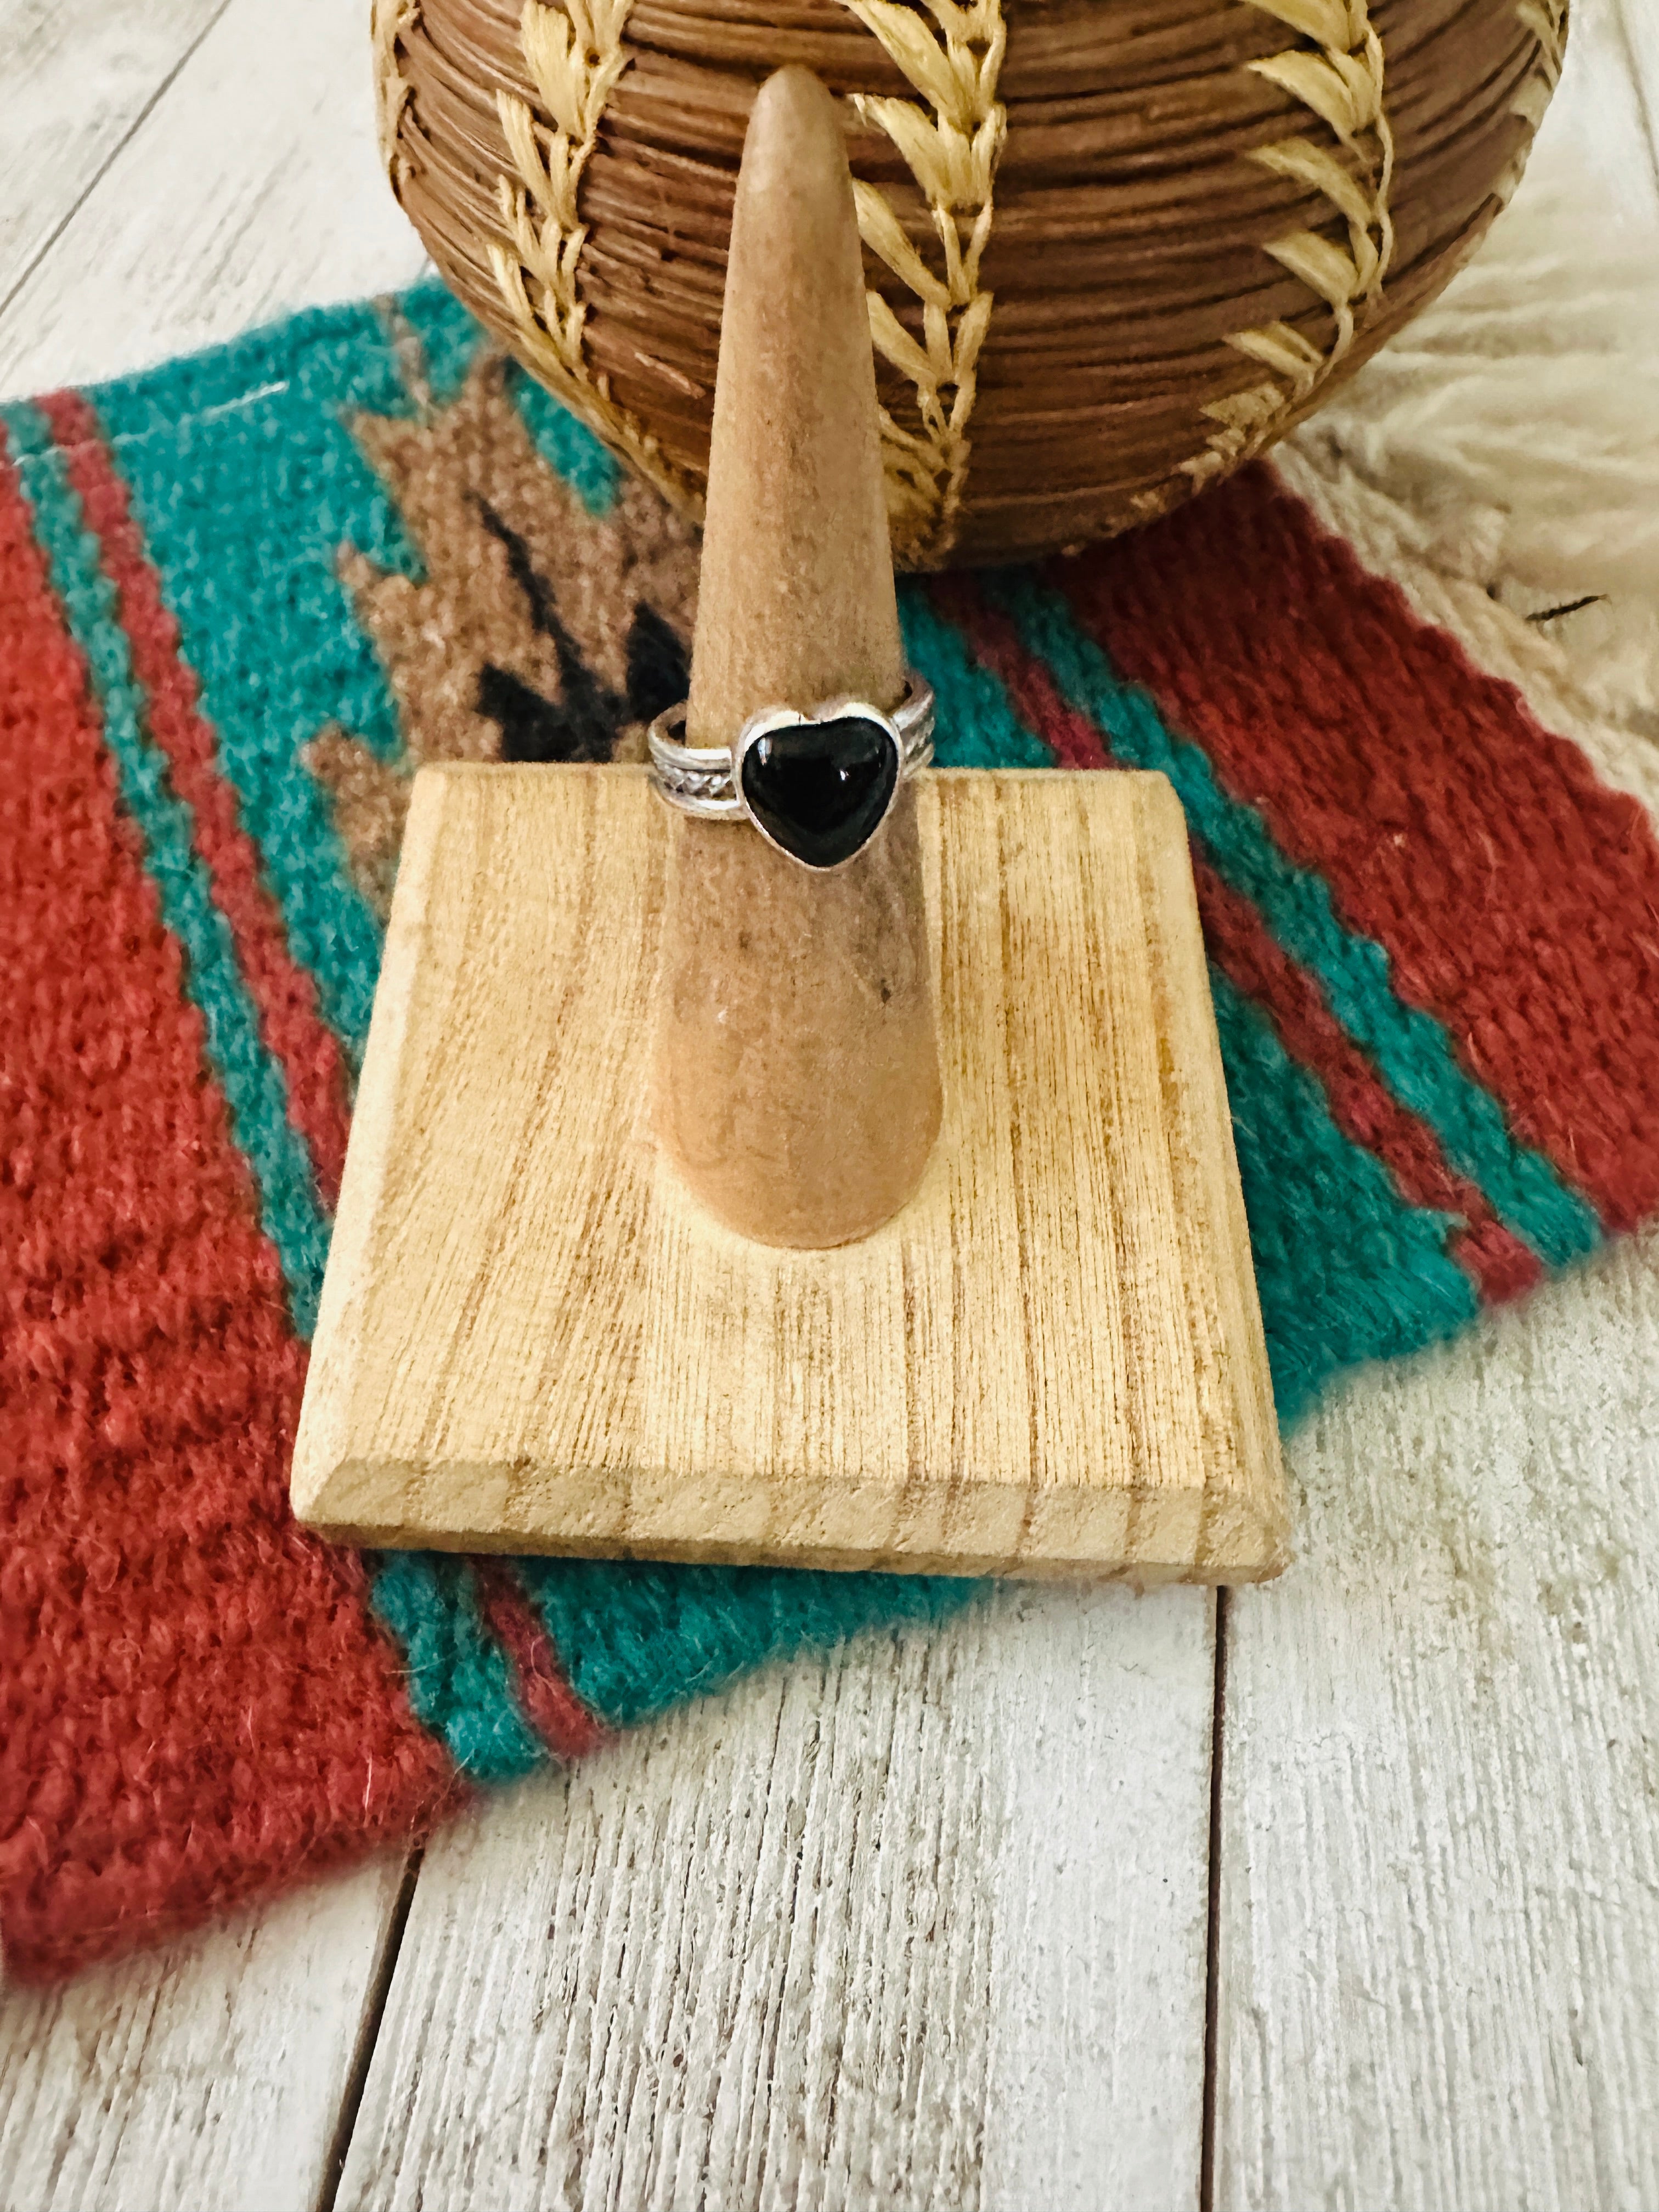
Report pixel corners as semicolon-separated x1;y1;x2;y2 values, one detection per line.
381;0;1565;563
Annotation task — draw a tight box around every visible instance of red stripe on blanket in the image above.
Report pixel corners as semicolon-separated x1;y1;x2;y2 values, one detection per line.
472;1563;611;1762
932;573;1542;1304
0;436;453;1983
37;390;353;1209
1191;865;1544;1305
1057;464;1659;1233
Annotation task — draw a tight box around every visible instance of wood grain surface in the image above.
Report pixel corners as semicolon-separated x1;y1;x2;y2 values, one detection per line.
1217;1222;1659;2211
292;764;1285;1579
0;1859;409;2212
3;1;1658;2206
333;1582;1217;2212
0;0;225;328
0;0;427;401
657;66;941;1251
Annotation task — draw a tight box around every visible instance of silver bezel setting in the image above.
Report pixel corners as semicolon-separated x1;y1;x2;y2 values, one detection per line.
647;672;935;870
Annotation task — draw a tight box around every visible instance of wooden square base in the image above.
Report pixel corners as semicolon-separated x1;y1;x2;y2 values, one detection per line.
291;764;1288;1582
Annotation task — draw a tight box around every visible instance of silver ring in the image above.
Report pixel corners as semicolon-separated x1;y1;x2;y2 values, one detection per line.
648;671;934;870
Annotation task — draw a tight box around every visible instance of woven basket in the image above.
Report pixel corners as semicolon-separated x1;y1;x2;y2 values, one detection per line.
372;0;1566;567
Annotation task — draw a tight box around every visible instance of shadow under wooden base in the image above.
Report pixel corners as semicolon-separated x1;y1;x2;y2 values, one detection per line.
291;763;1288;1582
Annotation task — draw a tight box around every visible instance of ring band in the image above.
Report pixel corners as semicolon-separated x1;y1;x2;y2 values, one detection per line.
648;672;935;871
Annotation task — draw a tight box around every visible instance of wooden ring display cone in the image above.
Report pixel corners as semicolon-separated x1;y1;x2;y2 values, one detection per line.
654;67;941;1251
290;70;1291;1584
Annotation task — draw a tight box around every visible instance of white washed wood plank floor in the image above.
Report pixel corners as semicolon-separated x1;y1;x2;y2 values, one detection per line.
337;1588;1215;2212
1219;1225;1659;2212
0;0;227;323
1;2;1656;2206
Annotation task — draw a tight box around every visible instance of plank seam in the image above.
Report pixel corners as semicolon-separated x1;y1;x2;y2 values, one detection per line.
315;1849;424;2212
0;0;237;332
1199;1585;1229;2212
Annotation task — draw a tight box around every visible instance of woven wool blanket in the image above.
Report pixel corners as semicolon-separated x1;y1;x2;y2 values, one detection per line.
4;284;1658;1984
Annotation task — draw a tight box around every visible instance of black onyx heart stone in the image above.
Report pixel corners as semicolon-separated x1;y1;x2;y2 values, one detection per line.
738;714;900;869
